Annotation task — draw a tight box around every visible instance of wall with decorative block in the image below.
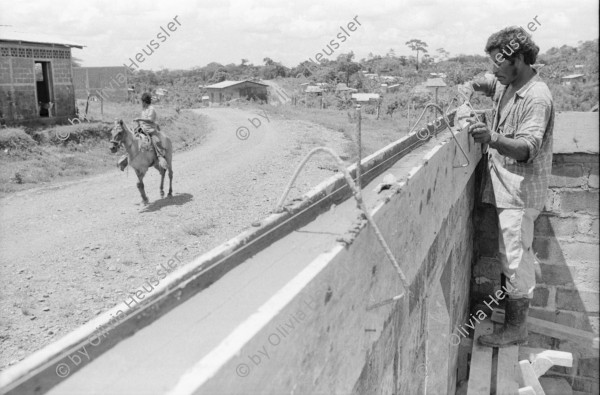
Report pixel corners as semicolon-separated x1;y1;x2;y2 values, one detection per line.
0;42;76;123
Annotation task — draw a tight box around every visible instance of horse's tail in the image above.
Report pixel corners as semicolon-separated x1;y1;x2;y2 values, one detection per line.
158;156;168;170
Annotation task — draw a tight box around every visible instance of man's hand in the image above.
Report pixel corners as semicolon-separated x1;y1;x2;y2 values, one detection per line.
467;119;492;144
458;83;474;101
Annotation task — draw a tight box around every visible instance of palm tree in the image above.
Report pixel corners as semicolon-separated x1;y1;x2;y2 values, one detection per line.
405;39;428;70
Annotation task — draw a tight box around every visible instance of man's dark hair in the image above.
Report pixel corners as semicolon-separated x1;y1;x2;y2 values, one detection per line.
485;26;540;65
141;92;152;104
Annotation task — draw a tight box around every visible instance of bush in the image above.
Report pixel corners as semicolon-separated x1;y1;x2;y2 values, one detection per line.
0;128;37;150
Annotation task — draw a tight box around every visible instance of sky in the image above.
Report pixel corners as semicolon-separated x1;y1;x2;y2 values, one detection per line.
1;0;598;71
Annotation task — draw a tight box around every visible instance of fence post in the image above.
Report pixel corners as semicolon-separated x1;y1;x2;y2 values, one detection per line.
356;104;362;189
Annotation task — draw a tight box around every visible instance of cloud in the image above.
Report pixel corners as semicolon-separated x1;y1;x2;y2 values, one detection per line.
1;0;597;70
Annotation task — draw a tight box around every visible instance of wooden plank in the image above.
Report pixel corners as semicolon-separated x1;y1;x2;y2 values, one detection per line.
519;360;546;395
533;350;573;368
467;319;494;395
531;350;573;377
519;346;548;362
531;356;554;378
491;310;598;349
519;386;537;395
457;338;473;383
520;347;573;368
497;345;519;395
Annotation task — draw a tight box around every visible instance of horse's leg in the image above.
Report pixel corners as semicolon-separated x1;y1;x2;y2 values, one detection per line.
159;167;166;198
167;155;173;197
135;169;149;204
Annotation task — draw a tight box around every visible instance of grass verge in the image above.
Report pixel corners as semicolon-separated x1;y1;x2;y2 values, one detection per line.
0;107;210;196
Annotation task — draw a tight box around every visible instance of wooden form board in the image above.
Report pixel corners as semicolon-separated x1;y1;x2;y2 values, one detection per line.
497;345;520;395
491;310;599;349
467;319;494;395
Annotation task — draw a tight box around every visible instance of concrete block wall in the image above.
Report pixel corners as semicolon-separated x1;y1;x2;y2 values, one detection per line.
152;129;482;395
471;113;599;394
0;43;76;123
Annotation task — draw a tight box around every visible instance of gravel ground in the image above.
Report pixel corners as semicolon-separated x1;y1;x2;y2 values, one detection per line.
0;107;351;370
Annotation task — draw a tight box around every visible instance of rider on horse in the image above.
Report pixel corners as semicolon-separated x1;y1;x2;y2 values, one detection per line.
118;92;167;171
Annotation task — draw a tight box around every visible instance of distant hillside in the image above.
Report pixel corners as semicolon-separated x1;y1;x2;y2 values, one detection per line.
128;39;598;111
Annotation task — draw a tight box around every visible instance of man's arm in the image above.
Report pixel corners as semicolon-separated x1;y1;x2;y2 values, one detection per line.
490;133;529;161
459;74;497;99
468;120;530;161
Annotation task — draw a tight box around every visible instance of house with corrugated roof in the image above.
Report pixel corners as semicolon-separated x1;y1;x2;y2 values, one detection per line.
561;74;586;86
351;93;380;103
205;80;268;103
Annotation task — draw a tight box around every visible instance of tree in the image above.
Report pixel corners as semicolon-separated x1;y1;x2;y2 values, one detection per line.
336;52;361;85
436;48;450;61
405;39;428;70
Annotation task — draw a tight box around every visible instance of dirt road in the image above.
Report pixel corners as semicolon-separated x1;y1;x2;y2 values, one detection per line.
0;107;349;370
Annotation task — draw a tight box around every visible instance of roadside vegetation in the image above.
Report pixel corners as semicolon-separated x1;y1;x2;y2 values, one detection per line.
0;102;210;195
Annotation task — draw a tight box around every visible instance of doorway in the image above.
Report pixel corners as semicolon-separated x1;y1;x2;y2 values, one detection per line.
35;61;53;117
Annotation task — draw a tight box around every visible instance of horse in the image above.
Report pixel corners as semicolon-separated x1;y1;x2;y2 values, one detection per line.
109;119;173;204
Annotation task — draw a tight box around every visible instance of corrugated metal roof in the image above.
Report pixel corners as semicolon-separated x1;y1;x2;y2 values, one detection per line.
305;86;324;93
336;83;354;91
425;78;447;87
0;30;84;48
205;80;268;89
351;93;380;102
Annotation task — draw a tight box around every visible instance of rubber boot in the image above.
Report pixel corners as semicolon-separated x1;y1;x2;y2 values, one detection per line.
478;298;529;348
472;274;509;316
150;134;168;170
499;273;507;310
118;155;128;171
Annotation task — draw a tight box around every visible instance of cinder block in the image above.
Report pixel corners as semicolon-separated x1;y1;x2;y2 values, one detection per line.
553;163;585;178
591;219;600;237
539;377;574;395
578;358;600;379
532;287;550;307
544;190;556;213
571;263;600;292
553;154;598;166
535;215;579;237
533;236;562;262
561;242;600;263
589;173;599;189
472;256;502;278
555;289;600;313
559;190;599;214
537;263;575;287
527;332;555;349
529;306;558;322
471;282;496;304
535;237;599;264
549;164;586;187
571;375;599;394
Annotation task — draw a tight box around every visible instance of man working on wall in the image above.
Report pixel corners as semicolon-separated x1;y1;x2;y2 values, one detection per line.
459;26;554;347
